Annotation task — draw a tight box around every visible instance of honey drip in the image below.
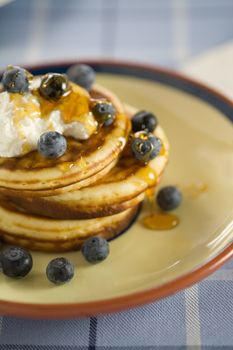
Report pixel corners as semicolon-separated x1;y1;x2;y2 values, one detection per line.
159;143;166;156
10;93;40;125
58;162;75;173
137;164;180;231
182;182;208;198
37;83;90;122
143;213;179;230
145;186;156;200
136;166;157;187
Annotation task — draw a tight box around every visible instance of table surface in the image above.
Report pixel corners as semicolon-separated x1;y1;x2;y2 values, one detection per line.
0;0;232;348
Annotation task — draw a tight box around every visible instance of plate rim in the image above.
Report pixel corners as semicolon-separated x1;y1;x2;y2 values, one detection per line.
0;59;232;319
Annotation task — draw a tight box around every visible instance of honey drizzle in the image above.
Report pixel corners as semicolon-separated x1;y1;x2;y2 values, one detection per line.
139;166;180;230
136;165;157;187
34;83;90;122
143;213;179;230
182;182;208;198
58;162;75;173
145;187;156;200
159;143;166;156
10;93;41;125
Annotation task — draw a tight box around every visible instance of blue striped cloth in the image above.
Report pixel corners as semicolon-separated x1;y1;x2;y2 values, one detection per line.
0;0;233;68
0;260;233;348
0;0;232;348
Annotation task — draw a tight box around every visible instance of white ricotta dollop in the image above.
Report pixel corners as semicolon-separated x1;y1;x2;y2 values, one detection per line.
0;92;24;157
0;91;96;157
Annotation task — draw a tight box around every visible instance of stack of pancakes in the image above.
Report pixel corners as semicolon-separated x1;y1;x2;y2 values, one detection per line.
0;83;169;252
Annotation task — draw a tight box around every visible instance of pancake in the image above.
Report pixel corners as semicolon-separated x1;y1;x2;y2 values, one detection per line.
0;84;130;191
0;201;139;252
5;105;169;219
0;76;169;252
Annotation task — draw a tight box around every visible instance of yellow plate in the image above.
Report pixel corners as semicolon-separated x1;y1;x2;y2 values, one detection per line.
0;61;232;319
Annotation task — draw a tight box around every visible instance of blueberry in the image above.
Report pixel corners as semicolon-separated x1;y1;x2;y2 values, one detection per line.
92;102;116;126
131;131;161;162
132;110;158;133
81;236;109;264
2;66;29;93
156;186;182;211
66;64;95;90
0;246;32;278
46;257;74;285
37;131;67;159
39;73;70;100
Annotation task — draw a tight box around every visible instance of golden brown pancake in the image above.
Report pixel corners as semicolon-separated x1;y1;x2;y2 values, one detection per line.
0;80;169;252
0;84;130;191
0;201;139;252
4;105;169;219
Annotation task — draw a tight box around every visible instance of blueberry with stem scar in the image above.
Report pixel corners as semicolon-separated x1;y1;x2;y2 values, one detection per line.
156;186;182;211
0;246;33;278
92;102;116;126
37;131;67;159
66;64;95;90
39;73;70;100
82;236;110;264
131;131;161;162
46;257;74;285
132;110;158;133
2;66;29;93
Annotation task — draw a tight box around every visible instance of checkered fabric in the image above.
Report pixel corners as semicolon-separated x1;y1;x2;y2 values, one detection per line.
0;0;232;349
0;0;233;68
0;260;232;348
